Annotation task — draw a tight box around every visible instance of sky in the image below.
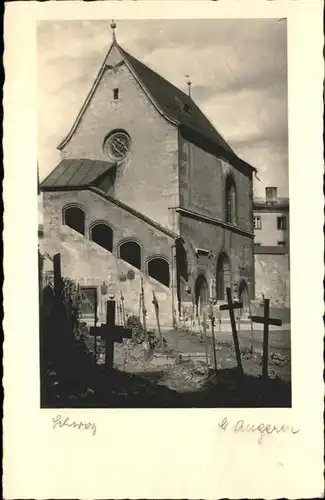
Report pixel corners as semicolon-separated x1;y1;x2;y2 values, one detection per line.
37;19;288;198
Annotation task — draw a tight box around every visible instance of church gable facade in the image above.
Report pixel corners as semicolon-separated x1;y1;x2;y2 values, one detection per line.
40;25;256;326
57;43;179;232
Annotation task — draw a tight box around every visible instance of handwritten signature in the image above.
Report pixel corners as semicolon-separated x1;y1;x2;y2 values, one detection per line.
218;417;300;444
52;414;97;436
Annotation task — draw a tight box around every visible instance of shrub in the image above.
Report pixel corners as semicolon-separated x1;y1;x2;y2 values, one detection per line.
126;315;144;343
147;330;169;352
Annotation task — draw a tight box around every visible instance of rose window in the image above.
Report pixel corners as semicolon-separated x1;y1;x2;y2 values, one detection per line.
104;131;131;161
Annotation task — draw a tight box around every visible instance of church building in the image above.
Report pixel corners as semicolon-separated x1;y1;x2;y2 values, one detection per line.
40;23;257;326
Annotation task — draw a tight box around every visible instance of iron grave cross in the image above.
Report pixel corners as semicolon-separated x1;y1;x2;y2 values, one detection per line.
250;298;282;378
89;300;132;372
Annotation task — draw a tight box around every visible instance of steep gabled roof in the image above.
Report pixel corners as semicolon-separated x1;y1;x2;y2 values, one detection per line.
40;159;116;188
58;41;233;156
56;39;256;174
119;46;234;155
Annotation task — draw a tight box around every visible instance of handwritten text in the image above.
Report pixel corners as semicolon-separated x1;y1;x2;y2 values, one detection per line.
218;417;300;444
52;414;97;436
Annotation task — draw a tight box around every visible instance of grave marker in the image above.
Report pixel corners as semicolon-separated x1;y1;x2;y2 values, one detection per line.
202;311;210;366
53;253;64;299
208;305;218;374
152;290;163;344
250;298;282;378
89;300;132;372
219;288;243;375
140;278;147;341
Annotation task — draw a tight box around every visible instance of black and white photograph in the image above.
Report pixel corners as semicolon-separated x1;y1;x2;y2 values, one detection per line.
4;1;324;498
38;18;292;408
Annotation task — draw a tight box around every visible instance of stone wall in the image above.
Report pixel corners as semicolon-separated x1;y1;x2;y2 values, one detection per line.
254;253;290;307
42;193;176;325
60;46;179;232
43;190;174;267
176;131;254;304
178;134;253;233
179;215;255;304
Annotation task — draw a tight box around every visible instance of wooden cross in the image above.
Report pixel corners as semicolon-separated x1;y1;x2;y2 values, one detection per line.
219;287;243;375
89;300;132;372
53;253;64;299
207;306;218;374
152;290;163;344
250;298;282;378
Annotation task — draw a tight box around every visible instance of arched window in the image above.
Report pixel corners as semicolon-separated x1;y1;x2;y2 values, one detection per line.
194;275;209;317
225;175;237;224
119;240;141;270
216;252;231;300
238;279;249;312
90;223;113;252
148;257;170;287
63;206;85;235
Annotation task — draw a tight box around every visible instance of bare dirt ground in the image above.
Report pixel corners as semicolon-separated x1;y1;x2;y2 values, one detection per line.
111;326;291;388
42;324;291;409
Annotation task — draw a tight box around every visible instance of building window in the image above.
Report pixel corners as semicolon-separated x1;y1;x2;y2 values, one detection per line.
194;275;209;317
63;206;85;235
113;88;119;100
90;223;113;252
119;240;141;270
103;130;131;161
216;252;231;300
79;287;97;318
265;186;277;203
225;175;237;224
253;216;262;229
147;257;170;287
277;216;287;230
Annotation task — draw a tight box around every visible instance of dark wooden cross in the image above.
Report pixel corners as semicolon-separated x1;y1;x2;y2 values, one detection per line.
89;300;132;372
53;253;64;299
250;298;282;378
219;287;243;375
207;306;218;374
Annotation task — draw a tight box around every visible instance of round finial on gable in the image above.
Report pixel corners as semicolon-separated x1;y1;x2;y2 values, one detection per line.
110;20;117;42
185;74;192;97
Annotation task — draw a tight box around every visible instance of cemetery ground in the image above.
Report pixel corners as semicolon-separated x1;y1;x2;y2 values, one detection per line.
41;318;291;409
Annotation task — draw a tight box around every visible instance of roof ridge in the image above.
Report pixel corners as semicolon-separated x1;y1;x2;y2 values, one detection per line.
55;39;256;172
119;46;225;137
118;45;235;156
119;46;191;103
57;41;117;150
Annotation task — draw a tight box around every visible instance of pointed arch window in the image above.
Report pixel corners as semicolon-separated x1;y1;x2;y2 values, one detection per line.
216;252;231;301
63;206;85;235
119;240;141;270
225;175;237;224
90;223;113;252
147;257;170;287
195;275;209;317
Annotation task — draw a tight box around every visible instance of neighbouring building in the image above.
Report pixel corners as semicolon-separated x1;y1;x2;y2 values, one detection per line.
253;186;290;307
39;24;256;326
